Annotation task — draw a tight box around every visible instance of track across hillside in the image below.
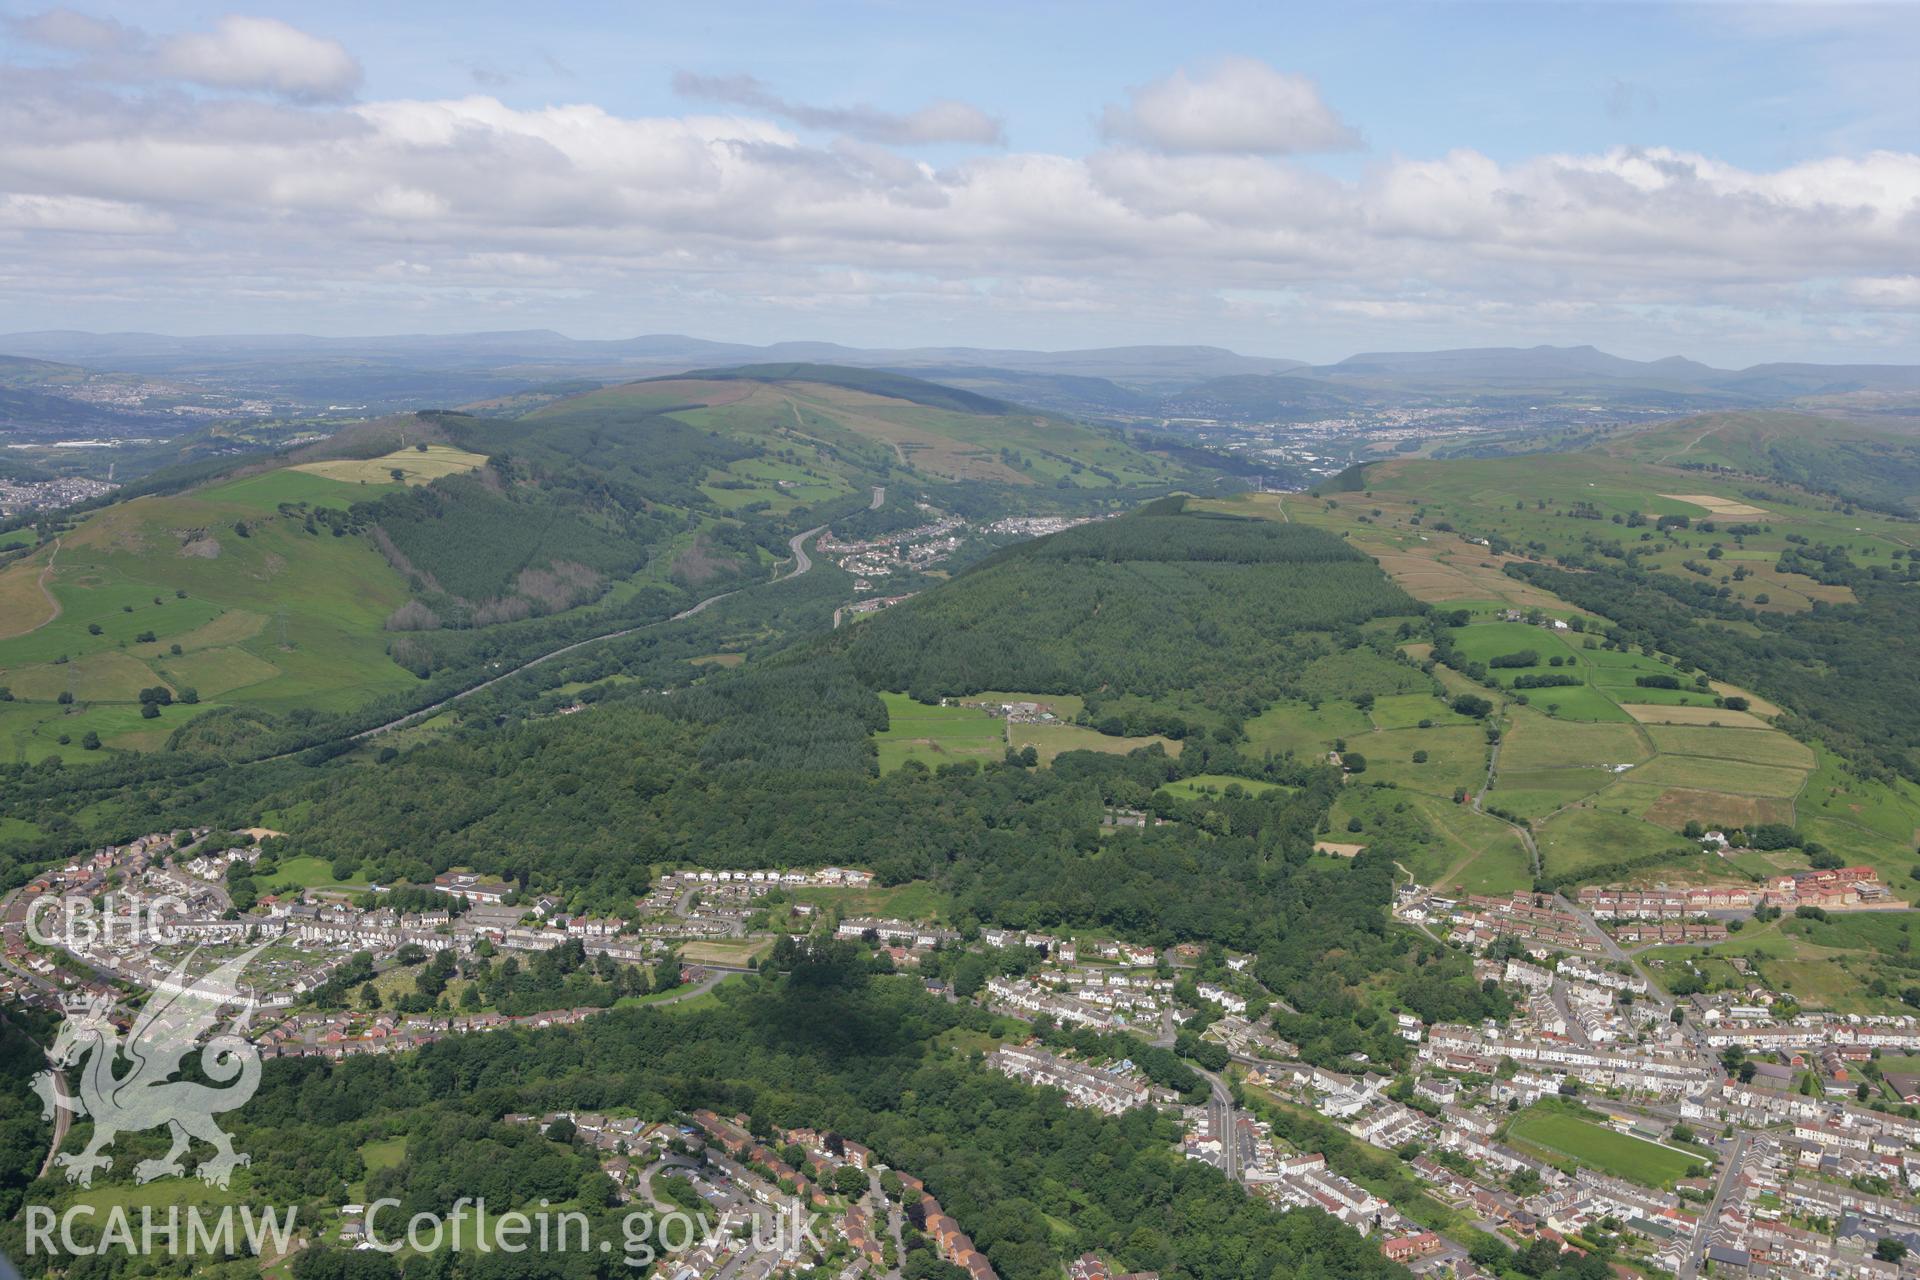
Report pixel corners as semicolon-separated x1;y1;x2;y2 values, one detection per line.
252;525;827;760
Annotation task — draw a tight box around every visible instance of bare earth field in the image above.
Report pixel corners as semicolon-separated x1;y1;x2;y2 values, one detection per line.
293;444;487;486
1620;703;1773;729
1656;493;1771;518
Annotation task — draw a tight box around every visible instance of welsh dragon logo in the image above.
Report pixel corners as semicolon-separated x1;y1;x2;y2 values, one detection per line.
33;943;267;1189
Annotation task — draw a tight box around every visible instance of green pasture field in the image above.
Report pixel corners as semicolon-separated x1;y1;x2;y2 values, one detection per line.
1587;664;1701;693
1536;806;1687;879
614;977;740;1014
1361;726;1488;798
1643;725;1815;770
1445;621;1584;669
149;646;283;699
701;455;852;512
1720;848;1810;881
666;393;896;478
1488;769;1616;820
1159;774;1288;801
1768;957;1890;1009
787;879;951;922
347;1136;409;1199
1330;785;1532;895
1244;698;1372;758
1367;690;1466;729
1367;693;1474;730
1797;816;1919;900
1297;648;1431;701
199;468;401;512
1507;1103;1703;1189
820;391;1168;487
874;692;1007;771
1640;950;1749;995
1516;685;1636;722
359;1137;408;1173
260;854;374;893
0;696;222;763
4;649;160;701
1;699;91;763
0;479;418;739
1500;715;1650;771
3;585;225;665
1217;450;1920;890
1578;646;1681;672
67;1179;244;1215
679;938;772;967
1625;756;1808;798
1009;721;1180;765
1588;665;1699;692
1597;781;1687;821
1798;744;1920;847
1780;911;1920;954
1606;684;1732;709
341;710;459;761
136;608;269;654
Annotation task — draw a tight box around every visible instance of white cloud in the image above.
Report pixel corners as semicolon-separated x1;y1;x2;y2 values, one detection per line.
2;38;1920;359
672;72;1003;146
0;193;172;234
7;8;136;53
1100;57;1360;155
1845;275;1920;307
155;16;361;101
8;11;361;102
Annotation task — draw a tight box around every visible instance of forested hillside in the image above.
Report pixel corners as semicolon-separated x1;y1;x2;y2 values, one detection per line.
844;502;1414;718
570;368;1195;490
670;362;1016;414
364;474;672;616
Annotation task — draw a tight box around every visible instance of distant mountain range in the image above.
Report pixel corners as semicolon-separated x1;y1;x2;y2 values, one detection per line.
0;329;1299;382
1309;344;1920;398
4;330;1920;423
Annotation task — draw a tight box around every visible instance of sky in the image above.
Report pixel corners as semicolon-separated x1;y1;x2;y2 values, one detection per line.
2;1;1919;365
